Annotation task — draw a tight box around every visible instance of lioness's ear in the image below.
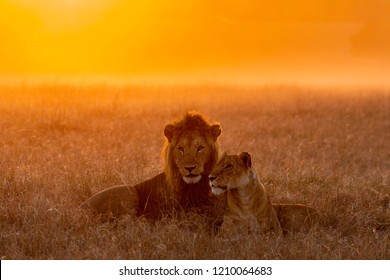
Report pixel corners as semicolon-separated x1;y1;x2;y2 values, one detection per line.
239;152;252;168
210;124;222;141
164;124;175;142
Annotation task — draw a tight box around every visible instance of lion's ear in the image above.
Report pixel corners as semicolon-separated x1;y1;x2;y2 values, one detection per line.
164;124;175;142
238;152;252;169
210;124;222;141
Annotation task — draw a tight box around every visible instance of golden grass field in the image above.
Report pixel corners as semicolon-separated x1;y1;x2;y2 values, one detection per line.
0;83;389;259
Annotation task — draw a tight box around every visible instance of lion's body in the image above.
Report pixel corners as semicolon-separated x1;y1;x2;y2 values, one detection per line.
209;152;281;236
81;112;225;221
272;203;331;233
209;152;333;235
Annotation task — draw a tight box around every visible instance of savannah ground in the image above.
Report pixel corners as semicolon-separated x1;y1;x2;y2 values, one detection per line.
0;83;389;259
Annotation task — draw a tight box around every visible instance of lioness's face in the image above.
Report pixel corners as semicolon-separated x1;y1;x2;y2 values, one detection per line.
173;131;213;184
209;152;252;195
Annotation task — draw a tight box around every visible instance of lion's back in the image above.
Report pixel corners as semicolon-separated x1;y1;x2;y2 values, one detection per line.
81;172;167;220
272;203;333;233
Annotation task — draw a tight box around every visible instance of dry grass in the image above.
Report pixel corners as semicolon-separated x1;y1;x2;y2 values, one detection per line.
0;83;389;259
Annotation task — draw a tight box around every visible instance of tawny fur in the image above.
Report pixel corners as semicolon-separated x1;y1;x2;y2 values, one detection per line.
209;152;281;236
272;203;331;234
210;152;333;235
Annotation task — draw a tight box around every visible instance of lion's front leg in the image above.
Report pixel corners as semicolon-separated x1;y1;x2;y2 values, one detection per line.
217;215;248;240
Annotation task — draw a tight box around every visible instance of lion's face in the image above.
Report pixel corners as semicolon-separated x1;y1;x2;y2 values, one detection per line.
172;130;214;184
209;152;252;195
164;113;221;185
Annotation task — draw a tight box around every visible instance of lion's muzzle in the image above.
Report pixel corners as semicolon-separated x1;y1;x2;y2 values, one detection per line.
183;174;202;184
210;184;228;196
209;175;228;195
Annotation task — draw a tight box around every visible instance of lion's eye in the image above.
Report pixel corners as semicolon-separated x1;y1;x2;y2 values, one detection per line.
197;146;204;152
225;164;233;170
178;147;184;153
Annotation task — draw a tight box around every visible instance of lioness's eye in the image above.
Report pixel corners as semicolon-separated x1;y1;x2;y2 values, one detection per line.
225;164;233;170
178;147;184;152
197;146;204;152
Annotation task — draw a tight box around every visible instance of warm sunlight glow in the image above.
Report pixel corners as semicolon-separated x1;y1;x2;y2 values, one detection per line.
10;0;118;30
1;0;390;84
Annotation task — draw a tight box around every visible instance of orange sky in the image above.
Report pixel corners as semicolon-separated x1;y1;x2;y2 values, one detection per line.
1;0;390;84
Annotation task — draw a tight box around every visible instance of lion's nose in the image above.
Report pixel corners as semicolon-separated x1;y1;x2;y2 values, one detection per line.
209;175;217;182
184;166;196;173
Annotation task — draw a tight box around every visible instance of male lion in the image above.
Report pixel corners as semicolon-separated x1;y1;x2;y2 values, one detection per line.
209;152;282;236
209;152;332;235
80;111;225;221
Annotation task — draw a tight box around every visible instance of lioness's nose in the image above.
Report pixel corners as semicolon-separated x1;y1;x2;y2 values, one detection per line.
209;175;217;182
184;166;196;173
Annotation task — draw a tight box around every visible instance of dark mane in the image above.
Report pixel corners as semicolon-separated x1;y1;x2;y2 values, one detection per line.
170;111;216;136
162;111;220;209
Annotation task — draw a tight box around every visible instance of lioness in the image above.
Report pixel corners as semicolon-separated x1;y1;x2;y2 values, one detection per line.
81;111;226;222
209;152;282;236
210;152;331;235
